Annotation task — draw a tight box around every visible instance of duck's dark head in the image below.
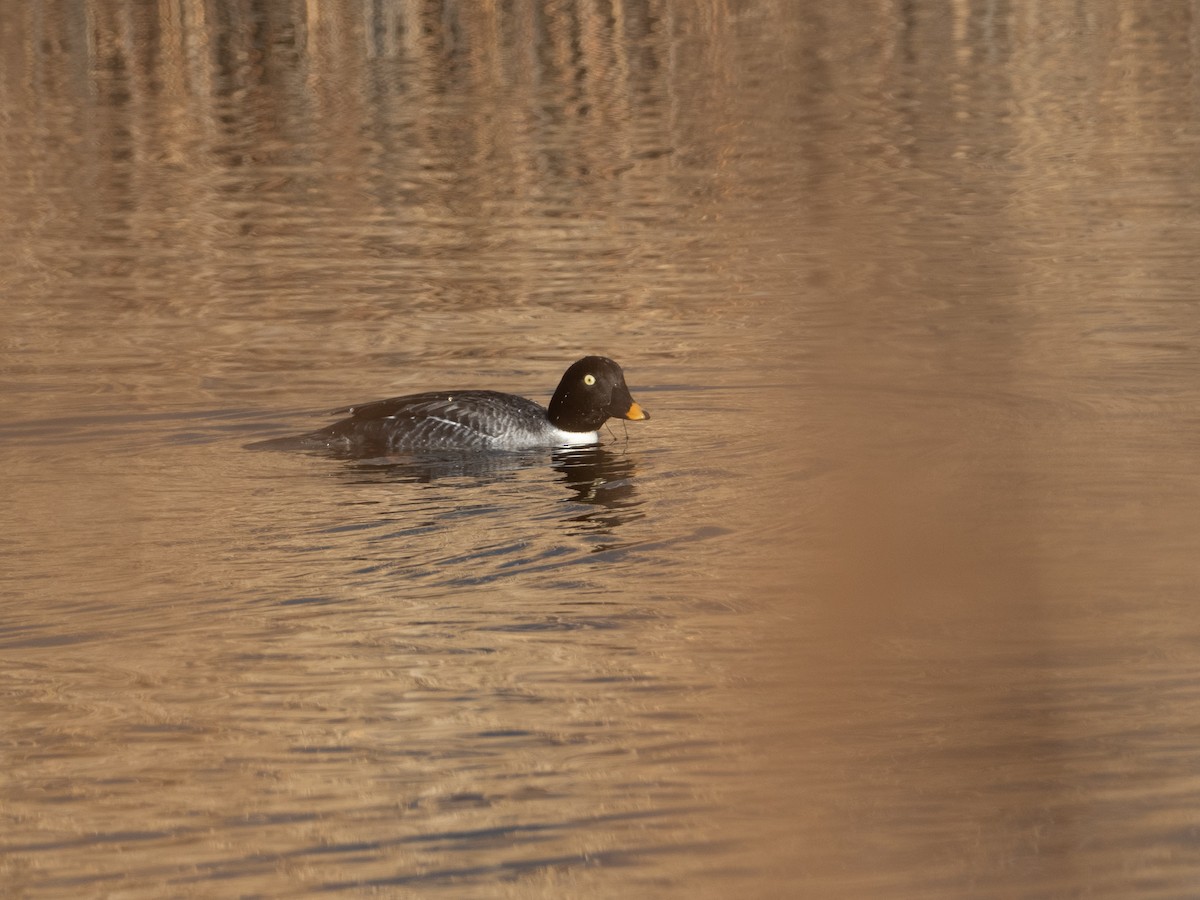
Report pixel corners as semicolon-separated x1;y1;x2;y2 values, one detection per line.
547;356;650;432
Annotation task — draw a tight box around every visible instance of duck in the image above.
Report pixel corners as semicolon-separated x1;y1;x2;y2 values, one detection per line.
252;356;649;454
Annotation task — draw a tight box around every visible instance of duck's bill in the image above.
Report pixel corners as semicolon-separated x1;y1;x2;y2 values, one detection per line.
622;401;650;421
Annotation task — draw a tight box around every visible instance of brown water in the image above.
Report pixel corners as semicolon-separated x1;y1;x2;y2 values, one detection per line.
3;3;1200;897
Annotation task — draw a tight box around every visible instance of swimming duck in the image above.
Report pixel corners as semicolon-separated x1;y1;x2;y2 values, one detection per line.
255;356;649;454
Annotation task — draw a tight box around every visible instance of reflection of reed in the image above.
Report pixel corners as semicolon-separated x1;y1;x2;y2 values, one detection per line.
5;1;1196;359
12;2;1195;217
37;3;702;201
6;3;732;325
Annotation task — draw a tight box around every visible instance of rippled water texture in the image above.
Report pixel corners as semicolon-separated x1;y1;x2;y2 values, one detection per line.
4;3;1200;897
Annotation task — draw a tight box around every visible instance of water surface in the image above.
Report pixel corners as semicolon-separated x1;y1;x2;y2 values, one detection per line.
3;3;1200;897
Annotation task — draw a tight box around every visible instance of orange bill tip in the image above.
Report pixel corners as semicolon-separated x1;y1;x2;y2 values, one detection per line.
624;401;649;421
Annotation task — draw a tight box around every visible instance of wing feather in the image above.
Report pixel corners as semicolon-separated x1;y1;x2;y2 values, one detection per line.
313;390;548;452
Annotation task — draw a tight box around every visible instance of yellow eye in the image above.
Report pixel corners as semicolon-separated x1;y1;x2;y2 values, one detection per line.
583;374;596;386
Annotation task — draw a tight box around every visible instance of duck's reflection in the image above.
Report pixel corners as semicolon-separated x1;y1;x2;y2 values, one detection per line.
333;448;548;484
552;447;637;505
314;445;642;536
324;445;639;506
552;447;644;539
